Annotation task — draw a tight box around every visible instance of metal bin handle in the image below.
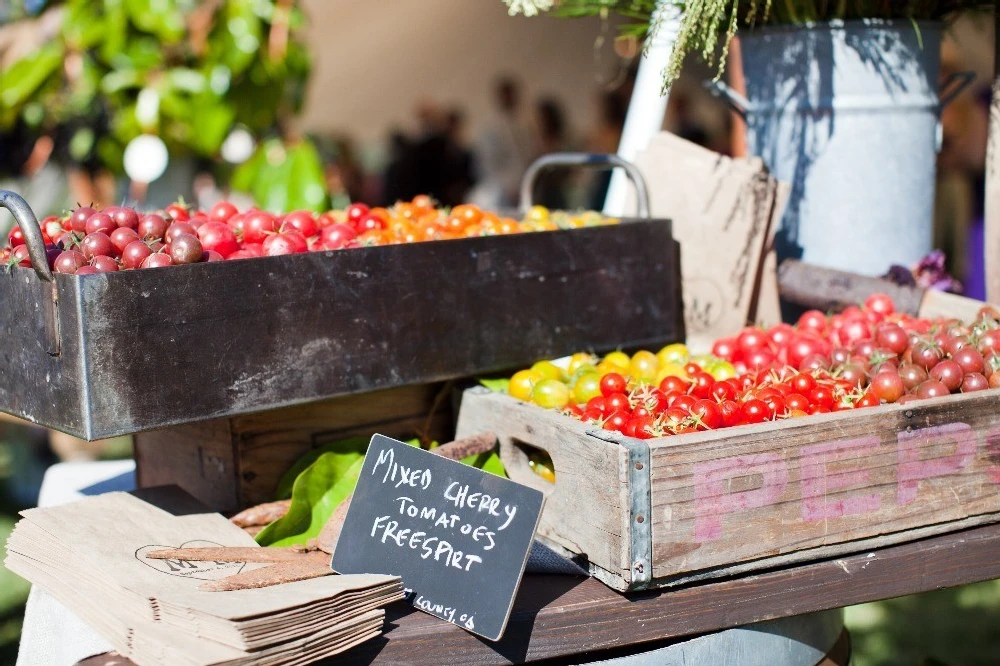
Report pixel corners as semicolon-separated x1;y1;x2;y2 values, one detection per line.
0;190;54;283
519;153;652;219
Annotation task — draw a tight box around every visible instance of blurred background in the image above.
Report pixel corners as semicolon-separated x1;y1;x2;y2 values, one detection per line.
1;1;999;664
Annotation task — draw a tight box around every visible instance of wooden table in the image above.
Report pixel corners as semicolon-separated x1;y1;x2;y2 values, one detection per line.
78;521;1000;665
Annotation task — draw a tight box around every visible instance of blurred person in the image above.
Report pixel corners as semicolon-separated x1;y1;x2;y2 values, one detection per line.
584;90;627;211
381;129;417;206
441;108;475;206
468;76;534;210
531;97;572;210
411;101;452;204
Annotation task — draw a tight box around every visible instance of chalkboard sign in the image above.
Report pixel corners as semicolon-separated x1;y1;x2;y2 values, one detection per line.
331;434;545;641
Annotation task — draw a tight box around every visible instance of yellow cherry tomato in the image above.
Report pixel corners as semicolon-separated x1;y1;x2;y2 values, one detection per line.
572;372;603;404
708;360;738;380
531;378;570;409
603;350;631;372
526;205;550;222
531;360;565;382
654;362;690;386
596;360;622;376
509;369;541;401
657;343;689;366
629;350;660;384
567;352;599;375
689;353;717;369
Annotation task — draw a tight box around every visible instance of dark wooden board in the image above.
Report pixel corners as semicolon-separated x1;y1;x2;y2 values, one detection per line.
0;222;682;440
76;523;1000;665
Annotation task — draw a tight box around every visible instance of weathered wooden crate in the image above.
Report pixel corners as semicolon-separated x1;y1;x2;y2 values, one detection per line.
0;213;683;440
134;382;456;513
455;387;1000;592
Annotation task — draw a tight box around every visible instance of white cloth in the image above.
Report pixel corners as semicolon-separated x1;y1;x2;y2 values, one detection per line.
16;460;135;666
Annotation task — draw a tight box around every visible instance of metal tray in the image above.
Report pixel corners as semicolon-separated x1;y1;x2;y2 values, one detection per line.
0;154;682;439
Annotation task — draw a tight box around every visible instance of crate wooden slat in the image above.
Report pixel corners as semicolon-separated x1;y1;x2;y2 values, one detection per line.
134;383;454;512
0;221;683;440
455;387;1000;592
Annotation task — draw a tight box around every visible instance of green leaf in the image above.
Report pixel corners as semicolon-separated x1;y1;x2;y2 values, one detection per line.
125;0;186;42
256;437;505;547
479;378;510;393
254;452;366;548
273;437;370;501
189;102;235;155
0;43;65;109
285;140;328;212
166;68;207;94
462;451;506;478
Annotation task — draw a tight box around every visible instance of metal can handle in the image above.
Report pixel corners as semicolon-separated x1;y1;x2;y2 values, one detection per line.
0;190;54;283
519;153;652;219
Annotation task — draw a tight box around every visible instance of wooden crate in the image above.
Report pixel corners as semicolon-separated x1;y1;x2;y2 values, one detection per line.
0;219;682;440
455;387;1000;592
134;382;455;513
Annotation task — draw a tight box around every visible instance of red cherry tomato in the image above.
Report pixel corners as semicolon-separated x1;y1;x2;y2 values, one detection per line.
864;293;896;316
600;373;628;397
741;399;770;424
690;399;722;430
659;375;689;394
604;392;630;413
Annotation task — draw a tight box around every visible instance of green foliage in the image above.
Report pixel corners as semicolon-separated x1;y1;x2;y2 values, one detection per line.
1;0;323;210
256;438;506;548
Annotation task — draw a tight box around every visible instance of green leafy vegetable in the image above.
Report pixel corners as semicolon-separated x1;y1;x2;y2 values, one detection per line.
256;437;506;547
479;378;511;393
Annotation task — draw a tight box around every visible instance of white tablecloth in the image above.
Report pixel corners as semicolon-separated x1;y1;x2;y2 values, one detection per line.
16;460;136;666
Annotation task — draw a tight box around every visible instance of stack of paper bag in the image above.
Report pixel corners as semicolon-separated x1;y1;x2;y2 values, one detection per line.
5;490;403;666
628;132;789;351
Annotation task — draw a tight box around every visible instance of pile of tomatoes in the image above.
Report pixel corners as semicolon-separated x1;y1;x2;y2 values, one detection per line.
507;294;1000;439
2;196;615;274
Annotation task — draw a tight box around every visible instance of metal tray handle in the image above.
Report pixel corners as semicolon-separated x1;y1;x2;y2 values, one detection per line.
0;190;54;282
519;153;651;219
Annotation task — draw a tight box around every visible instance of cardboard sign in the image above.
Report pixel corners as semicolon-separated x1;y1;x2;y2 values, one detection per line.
627;132;787;350
331;435;545;641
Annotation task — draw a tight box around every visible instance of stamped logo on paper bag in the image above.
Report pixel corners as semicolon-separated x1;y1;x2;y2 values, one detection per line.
135;540;246;580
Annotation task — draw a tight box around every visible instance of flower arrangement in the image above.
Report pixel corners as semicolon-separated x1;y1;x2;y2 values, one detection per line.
504;1;994;90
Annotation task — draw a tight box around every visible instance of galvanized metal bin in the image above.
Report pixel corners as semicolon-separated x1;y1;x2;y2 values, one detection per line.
0;156;683;440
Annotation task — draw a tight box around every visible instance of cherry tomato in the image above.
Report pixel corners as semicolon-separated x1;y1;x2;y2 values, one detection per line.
209;201;239;222
809;385;835;410
711;337;737;361
600;372;628;397
243;211;279;244
864;293;895;316
7;227;25;247
659;375;689;394
283;210;320;238
785;393;809;412
929;360;963;391
797;310;828;334
585;396;608;416
855;391;880;409
690;399;722;430
603;411;629;432
871;371;905;403
689;371;715;399
719;400;742;427
604;392;631;413
165;203;190;221
346;203;370;228
197;222;239;258
672;394;698;414
711;380;737;402
741;399;770;424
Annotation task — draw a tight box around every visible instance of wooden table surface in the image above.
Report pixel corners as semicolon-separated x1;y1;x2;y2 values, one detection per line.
78;522;1000;665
